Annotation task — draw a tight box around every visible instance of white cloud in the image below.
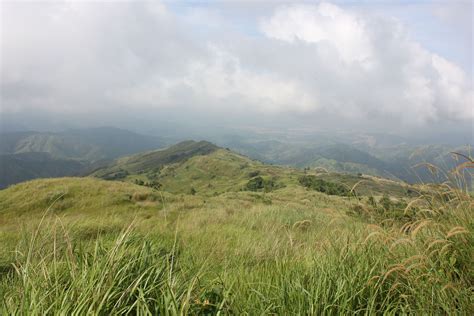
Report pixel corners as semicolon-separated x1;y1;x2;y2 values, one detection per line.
0;1;472;131
257;2;472;125
110;45;317;113
260;3;373;66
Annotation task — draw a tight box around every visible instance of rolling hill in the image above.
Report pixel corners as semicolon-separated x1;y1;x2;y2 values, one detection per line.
2;127;469;189
0;143;471;314
92;140;417;198
91;140;219;178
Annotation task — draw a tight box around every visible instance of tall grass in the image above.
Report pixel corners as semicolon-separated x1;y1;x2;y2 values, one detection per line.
1;164;472;314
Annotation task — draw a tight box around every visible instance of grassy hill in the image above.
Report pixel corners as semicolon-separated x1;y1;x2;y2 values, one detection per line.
92;141;417;199
92;140;219;178
1;160;472;313
0;141;472;313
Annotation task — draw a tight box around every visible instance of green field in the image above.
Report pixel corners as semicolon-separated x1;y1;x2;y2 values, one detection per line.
0;147;472;314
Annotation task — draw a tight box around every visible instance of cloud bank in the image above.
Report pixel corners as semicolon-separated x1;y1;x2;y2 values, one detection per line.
1;1;472;132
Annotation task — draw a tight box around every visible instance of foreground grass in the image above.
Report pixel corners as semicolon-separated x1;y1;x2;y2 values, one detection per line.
0;176;472;314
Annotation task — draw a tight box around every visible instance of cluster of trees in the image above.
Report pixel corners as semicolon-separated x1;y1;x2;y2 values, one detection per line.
298;175;350;196
134;179;162;190
245;176;284;192
102;170;129;180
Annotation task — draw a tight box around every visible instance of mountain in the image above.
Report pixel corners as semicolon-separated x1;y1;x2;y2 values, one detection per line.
222;139;395;177
0;152;85;189
1;126;469;189
92;140;219;179
0;127;168;188
92;140;415;198
219;135;470;183
0;127;167;162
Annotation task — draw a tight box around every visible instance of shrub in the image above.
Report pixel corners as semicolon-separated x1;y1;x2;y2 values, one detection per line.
298;175;349;196
146;180;162;190
246;176;265;191
245;176;285;192
134;179;144;186
248;170;260;178
134;179;162;190
102;170;129;180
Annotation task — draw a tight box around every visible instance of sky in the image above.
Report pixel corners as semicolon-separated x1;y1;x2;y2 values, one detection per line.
0;0;472;139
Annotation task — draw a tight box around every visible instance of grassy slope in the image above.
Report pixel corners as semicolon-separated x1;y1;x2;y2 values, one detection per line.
97;143;416;198
0;153;472;313
92;140;218;177
126;149;301;195
0;177;353;311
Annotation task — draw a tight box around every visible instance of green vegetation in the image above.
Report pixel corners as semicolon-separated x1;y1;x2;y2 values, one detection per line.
134;179;162;190
94;143;416;199
245;176;285;192
0;146;472;314
313;172;418;197
93;140;218;178
3;127;469;189
96;146;300;197
298;175;350;196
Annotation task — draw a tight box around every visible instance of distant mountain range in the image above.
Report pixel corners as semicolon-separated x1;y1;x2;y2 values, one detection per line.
0;127;167;161
219;136;471;184
0;152;85;189
0;126;471;189
0;127;168;188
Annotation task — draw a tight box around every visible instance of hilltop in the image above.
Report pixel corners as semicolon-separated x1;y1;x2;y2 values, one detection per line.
91;140;219;178
91;140;417;198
